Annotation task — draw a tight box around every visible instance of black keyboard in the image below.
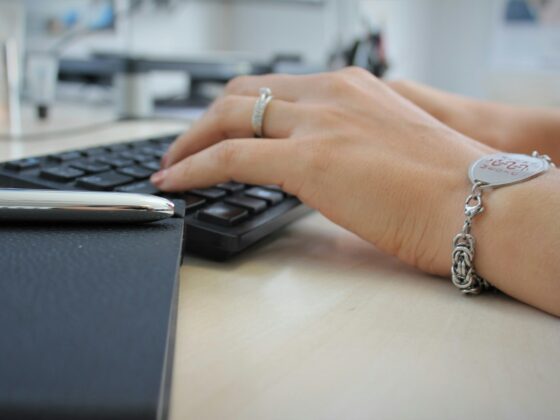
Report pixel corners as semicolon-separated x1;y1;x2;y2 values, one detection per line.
0;134;311;259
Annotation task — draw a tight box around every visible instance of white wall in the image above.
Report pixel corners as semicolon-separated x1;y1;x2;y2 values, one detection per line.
227;1;332;63
359;0;496;97
359;0;560;105
224;0;500;98
125;2;231;56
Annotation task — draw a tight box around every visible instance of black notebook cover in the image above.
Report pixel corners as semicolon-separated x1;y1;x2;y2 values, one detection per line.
0;208;185;420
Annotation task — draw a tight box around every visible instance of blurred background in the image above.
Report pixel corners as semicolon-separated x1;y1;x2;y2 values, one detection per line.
1;0;560;134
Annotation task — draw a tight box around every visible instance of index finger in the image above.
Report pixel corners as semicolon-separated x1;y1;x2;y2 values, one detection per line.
151;138;302;193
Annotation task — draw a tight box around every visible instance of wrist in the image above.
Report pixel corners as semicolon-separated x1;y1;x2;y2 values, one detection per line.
491;106;560;162
409;136;490;276
433;151;560;315
473;169;560;311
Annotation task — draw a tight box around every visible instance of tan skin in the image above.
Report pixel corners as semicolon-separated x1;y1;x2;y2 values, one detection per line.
387;79;560;162
151;68;560;317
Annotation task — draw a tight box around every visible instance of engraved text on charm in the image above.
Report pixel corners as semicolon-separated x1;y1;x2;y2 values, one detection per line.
469;153;550;188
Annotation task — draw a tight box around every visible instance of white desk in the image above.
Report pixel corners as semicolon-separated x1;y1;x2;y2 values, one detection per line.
1;108;558;420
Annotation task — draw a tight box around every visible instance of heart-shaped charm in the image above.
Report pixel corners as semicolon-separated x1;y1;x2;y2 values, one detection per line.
469;153;550;188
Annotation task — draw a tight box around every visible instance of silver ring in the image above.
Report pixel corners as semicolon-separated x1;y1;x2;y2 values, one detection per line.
251;87;273;138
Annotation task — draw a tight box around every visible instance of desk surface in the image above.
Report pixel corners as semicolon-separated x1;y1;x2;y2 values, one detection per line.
1;107;559;420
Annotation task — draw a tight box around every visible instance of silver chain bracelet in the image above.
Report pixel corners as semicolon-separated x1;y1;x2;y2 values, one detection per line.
451;151;555;295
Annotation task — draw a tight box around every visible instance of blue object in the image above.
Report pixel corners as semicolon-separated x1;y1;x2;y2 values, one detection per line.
505;0;537;22
62;9;79;28
89;3;115;30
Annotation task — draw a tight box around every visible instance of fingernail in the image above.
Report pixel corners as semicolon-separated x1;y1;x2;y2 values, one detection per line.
151;169;167;185
161;153;169;168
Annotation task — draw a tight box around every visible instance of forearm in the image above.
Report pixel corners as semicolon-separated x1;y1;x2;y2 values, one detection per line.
490;105;560;162
388;80;560;162
467;169;560;316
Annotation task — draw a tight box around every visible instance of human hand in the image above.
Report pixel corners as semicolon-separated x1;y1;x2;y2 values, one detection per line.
152;68;493;275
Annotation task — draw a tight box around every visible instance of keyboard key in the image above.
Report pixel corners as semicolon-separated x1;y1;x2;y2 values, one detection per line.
225;195;267;214
190;187;227;200
245;187;284;205
4;158;40;171
48;151;82;162
198;203;248;226
152;149;167;159
81;147;106;157
77;171;134;191
217;182;245;193
140;146;167;159
141;161;161;172
115;180;159;195
118;165;153;179
182;194;206;212
97;156;135;168
151;136;175;146
120;151;152;163
40;166;85;182
106;144;130;152
130;140;153;149
262;184;283;192
70;161;112;174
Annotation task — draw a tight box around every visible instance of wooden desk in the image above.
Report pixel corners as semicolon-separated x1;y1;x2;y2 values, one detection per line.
1;108;558;420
